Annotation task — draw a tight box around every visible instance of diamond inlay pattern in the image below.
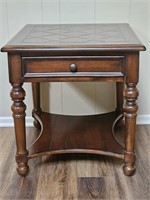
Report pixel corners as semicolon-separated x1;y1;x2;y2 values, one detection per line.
5;23;143;50
22;24;127;46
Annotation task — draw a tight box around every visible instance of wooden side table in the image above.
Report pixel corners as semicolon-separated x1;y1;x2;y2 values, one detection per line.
1;24;145;176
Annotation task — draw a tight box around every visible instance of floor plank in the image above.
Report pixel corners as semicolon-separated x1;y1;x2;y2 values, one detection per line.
0;125;150;200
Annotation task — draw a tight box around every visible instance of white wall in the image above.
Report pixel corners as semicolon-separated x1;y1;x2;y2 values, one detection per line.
0;0;150;126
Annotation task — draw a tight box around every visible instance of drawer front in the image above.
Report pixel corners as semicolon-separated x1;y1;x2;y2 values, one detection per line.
22;56;124;77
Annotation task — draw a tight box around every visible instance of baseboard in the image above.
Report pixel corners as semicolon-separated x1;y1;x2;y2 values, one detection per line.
0;117;34;127
0;115;150;127
137;115;150;125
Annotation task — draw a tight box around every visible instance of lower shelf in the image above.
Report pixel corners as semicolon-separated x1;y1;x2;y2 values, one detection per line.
28;111;124;159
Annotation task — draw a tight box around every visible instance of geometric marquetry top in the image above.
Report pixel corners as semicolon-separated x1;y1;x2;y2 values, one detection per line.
2;23;145;52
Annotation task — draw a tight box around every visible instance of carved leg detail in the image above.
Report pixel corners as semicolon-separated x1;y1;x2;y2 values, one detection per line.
32;83;41;129
11;84;29;176
123;83;138;176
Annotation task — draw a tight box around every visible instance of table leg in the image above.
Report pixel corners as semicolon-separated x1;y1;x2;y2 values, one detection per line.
123;83;138;176
32;82;41;128
116;82;124;114
116;82;124;125
10;83;29;176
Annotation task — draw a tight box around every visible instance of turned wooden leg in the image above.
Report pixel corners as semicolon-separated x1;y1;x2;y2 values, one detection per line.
32;82;41;129
11;84;29;176
123;83;138;176
116;82;124;126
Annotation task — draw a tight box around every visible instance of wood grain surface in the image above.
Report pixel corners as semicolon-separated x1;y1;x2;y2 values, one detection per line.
0;125;149;200
1;24;145;52
28;112;124;159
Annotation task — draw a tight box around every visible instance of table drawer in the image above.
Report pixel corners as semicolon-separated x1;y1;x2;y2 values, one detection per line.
22;56;124;77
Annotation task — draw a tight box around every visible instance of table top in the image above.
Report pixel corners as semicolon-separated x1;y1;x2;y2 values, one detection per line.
1;23;145;52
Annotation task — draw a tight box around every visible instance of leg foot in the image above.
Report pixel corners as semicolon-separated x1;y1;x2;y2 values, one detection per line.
17;162;29;176
16;153;29;176
123;163;136;176
123;151;136;176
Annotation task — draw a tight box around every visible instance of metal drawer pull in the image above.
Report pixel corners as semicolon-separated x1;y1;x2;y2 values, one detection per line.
70;63;77;72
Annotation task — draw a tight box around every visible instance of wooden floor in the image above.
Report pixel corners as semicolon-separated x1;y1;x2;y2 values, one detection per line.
0;125;150;200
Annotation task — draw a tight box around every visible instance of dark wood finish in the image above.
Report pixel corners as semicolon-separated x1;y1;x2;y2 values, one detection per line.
123;83;139;175
1;24;145;52
28;112;124;158
32;82;41;128
22;56;124;82
1;23;145;177
116;82;124;114
10;83;29;176
22;56;123;73
116;82;125;126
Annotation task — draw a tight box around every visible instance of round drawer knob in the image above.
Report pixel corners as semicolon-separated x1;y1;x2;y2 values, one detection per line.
70;63;77;72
